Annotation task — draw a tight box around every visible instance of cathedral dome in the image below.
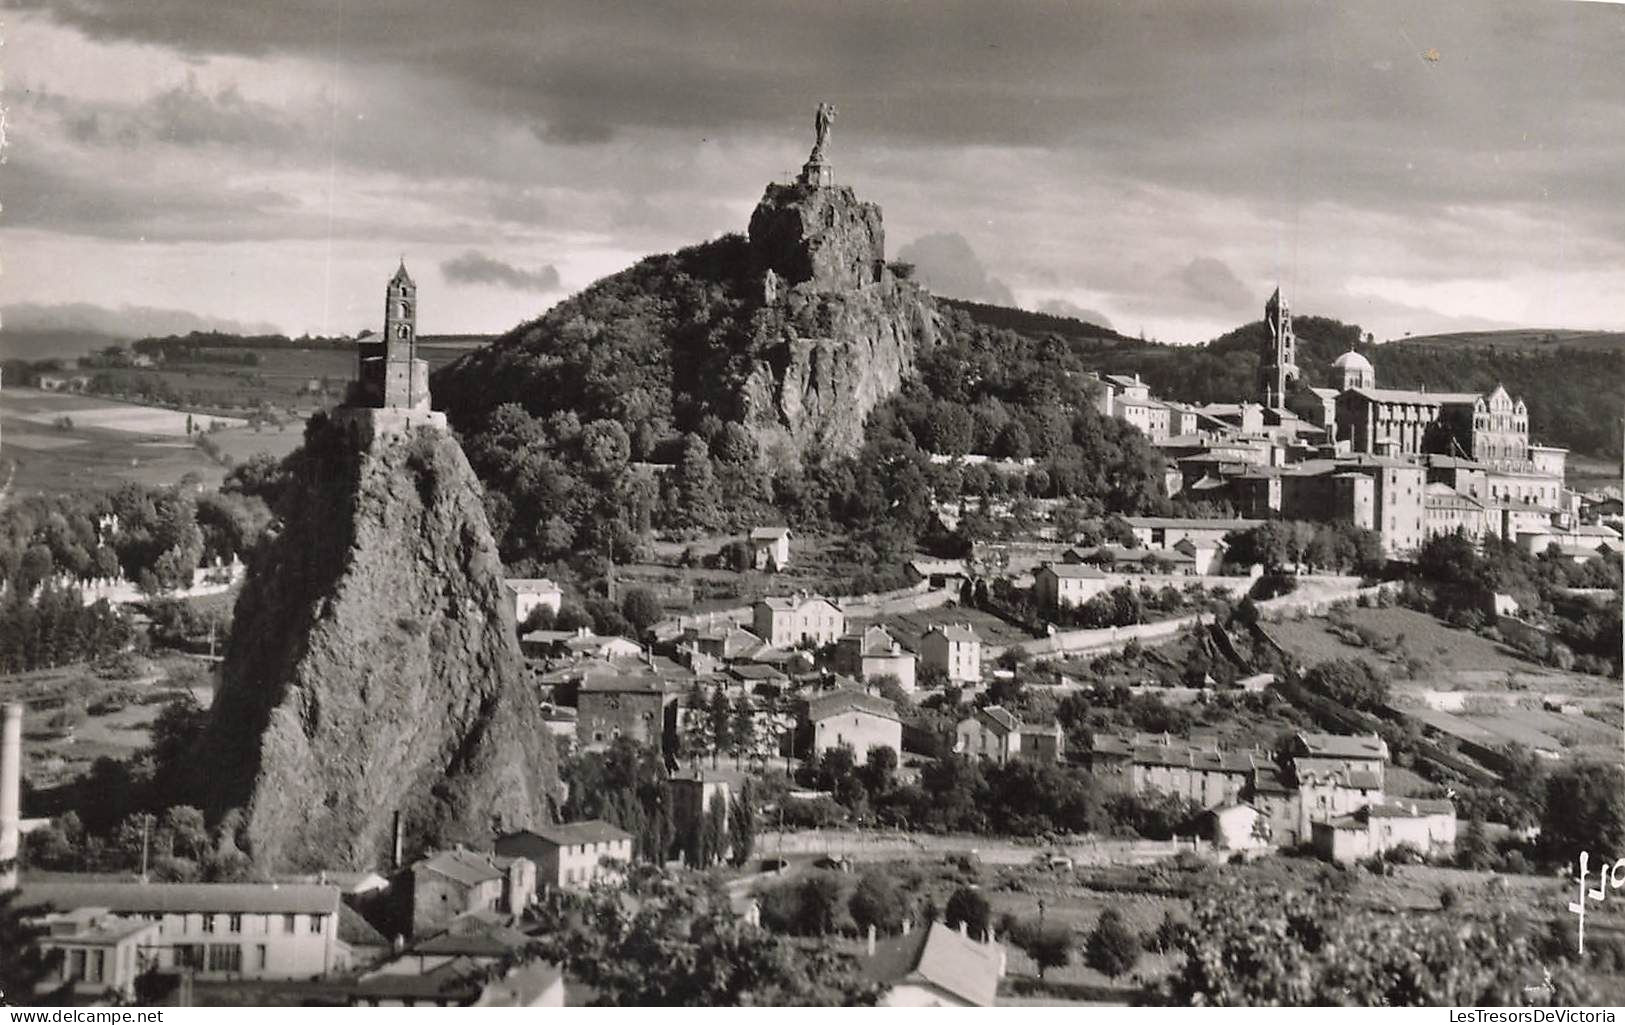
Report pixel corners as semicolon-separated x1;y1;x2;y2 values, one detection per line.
1332;350;1373;373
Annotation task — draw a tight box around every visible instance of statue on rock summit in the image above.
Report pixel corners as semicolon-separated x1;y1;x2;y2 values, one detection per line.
800;102;838;187
812;102;837;161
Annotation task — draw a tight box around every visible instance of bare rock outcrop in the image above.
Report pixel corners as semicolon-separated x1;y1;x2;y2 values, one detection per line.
741;181;940;459
197;417;558;872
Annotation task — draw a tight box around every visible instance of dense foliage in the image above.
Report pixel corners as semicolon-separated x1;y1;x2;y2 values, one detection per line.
0;483;255;671
521;867;880;1006
431;235;1168;575
557;738;674;865
1163;882;1594;1005
793;744;1201;840
1409;532;1621;676
1223;521;1385;576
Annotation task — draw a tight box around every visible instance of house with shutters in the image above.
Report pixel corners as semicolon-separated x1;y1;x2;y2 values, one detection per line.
1034;563;1110;610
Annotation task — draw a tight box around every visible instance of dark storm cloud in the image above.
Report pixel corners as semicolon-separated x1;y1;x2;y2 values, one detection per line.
441;251;562;292
21;0;1623;210
0;151;304;241
896;233;1015;306
532;121;616;147
48;76;298;148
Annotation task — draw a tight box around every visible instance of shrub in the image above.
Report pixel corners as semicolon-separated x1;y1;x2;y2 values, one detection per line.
944;887;991;941
1438;885;1457;911
1085;907;1141;979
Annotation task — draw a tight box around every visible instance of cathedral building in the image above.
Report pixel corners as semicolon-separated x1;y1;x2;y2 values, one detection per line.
1215;288;1574;555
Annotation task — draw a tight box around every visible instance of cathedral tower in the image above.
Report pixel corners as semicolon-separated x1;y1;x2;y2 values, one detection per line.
1259;287;1300;409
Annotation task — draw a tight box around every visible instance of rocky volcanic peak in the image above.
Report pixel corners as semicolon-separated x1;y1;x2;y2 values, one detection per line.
742;180;940;459
431;166;941;464
197;418;559;872
749;182;885;292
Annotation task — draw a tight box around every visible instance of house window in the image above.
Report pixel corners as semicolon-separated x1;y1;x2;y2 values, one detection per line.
202;915;216;934
254;945;268;971
91;950;105;982
309;914;325;935
284;914;297;934
228;913;243;933
207;944;242;974
175;945;205;971
70;949;87;981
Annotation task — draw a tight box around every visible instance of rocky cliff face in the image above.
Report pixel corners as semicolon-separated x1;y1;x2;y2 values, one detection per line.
198;417;559;872
742;181;940;459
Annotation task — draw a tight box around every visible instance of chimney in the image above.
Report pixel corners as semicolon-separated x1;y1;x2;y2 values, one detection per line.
867;923;877;956
1;704;21;892
391;812;404;870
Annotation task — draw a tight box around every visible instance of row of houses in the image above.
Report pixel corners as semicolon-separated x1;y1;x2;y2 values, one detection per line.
1088;730;1456;862
19;850;1006;1006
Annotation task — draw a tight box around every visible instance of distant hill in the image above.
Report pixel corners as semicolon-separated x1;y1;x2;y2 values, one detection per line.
1389;328;1624;353
936;297;1133;350
0;329;128;365
944;303;1621;461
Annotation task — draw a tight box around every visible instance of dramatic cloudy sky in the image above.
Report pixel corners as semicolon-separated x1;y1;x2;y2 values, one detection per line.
3;0;1623;344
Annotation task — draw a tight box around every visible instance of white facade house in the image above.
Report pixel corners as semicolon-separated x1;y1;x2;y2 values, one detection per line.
21;882;341;980
494;821;634;891
752;595;844;648
920;623;982;684
504;578;563;626
1034;563;1109;609
749;527;792;571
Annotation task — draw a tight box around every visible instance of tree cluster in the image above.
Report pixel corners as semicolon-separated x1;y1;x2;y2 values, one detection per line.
1162;881;1594;1005
521;866;880;1006
1222;521;1385;576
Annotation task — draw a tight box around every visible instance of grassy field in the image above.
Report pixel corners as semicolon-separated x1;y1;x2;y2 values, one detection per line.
72;343;472;414
1267;605;1621;763
1267;606;1526;674
621;532;907;614
1;387;306;494
1;652;216;791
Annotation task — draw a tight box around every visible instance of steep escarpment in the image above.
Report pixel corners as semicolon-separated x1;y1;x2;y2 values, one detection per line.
432;175;939;465
197;416;559;872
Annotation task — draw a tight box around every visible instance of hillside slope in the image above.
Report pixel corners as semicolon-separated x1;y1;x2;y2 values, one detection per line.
433;179;939;465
